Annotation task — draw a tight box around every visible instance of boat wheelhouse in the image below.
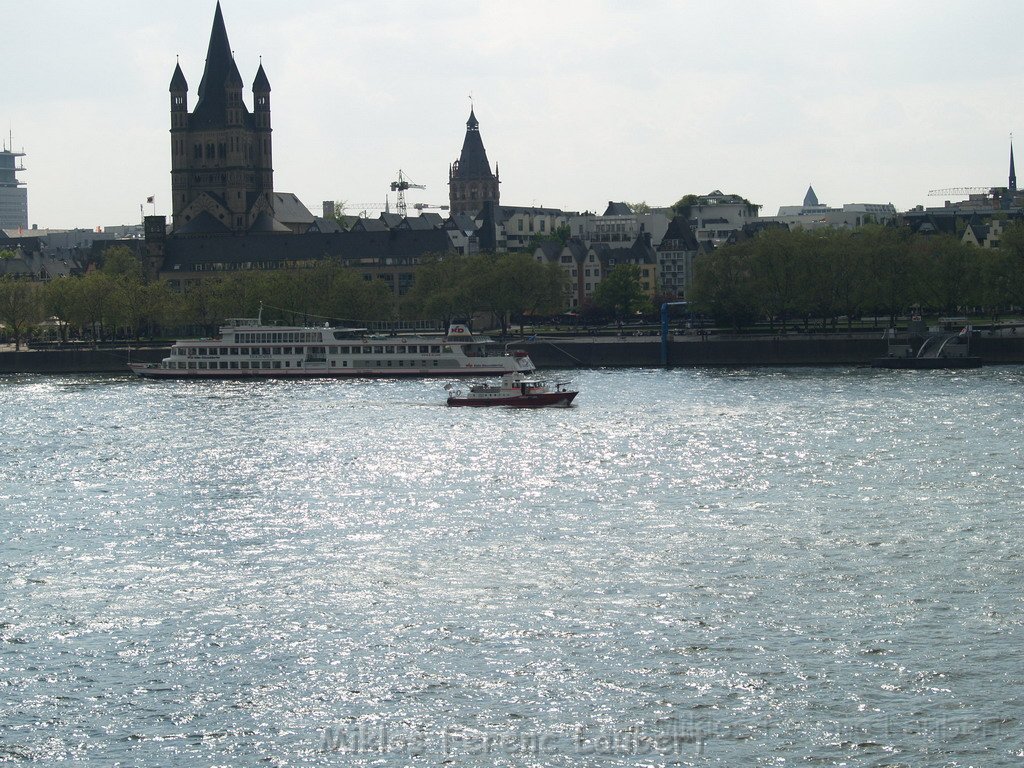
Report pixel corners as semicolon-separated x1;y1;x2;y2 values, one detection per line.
129;318;535;379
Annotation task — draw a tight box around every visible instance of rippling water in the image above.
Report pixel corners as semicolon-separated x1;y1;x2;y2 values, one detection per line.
1;367;1023;766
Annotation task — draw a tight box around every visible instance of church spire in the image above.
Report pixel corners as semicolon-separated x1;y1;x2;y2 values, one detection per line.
192;2;239;126
449;107;500;215
1010;138;1017;195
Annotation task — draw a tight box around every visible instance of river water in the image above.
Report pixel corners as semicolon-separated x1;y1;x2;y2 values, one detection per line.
1;367;1022;766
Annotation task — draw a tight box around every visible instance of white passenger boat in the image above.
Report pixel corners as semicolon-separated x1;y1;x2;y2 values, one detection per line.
128;317;535;379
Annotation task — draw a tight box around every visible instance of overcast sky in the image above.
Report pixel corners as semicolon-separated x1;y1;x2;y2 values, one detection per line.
4;0;1023;229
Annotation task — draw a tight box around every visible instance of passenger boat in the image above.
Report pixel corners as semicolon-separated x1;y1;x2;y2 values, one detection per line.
129;317;535;379
445;372;578;408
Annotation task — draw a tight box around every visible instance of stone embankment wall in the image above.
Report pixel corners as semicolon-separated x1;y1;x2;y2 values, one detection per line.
0;347;168;374
522;335;1024;368
1;336;1023;374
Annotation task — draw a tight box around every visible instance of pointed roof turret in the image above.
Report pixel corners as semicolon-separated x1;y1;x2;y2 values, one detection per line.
253;61;271;92
453;108;494;180
169;61;188;92
803;185;819;207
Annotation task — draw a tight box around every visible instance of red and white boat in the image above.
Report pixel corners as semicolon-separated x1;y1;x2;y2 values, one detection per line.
445;372;578;408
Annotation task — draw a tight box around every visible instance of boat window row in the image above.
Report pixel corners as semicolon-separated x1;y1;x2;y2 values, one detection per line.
173;344;450;356
234;331;323;343
164;358;454;371
167;360;351;370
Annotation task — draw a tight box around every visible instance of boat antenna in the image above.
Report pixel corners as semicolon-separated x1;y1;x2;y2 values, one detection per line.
258;302;263;324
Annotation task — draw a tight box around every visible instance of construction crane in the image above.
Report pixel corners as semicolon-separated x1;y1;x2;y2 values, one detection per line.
390;169;425;217
338;201;389;215
413;203;450;211
927;187;992;197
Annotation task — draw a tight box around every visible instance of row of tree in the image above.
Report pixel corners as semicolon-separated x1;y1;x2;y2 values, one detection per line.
0;247;571;348
0;247;399;349
689;225;1024;330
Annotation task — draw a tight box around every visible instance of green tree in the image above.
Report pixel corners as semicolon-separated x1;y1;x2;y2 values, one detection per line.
100;244;148;282
40;276;76;342
0;277;42;350
690;245;757;331
793;232;839;329
909;235;973;314
825;230;868;330
110;272;149;340
182;277;225;335
479;253;564;335
855;225;913;325
403;254;484;327
972;247;1013;321
69;271;118;344
142;280;180;337
996;221;1024;308
750;228;803;330
593;264;647;325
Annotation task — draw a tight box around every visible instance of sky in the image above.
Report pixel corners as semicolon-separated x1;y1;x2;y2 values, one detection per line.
4;0;1024;230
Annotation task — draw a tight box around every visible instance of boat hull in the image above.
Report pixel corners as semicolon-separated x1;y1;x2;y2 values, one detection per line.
447;391;578;408
129;364;528;379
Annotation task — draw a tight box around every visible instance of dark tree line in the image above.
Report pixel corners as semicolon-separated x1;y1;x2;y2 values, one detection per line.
690;225;1024;330
0;246;397;347
0;247;567;347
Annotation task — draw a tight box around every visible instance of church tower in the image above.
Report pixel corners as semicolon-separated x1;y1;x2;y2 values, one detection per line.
448;108;500;216
170;2;278;234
